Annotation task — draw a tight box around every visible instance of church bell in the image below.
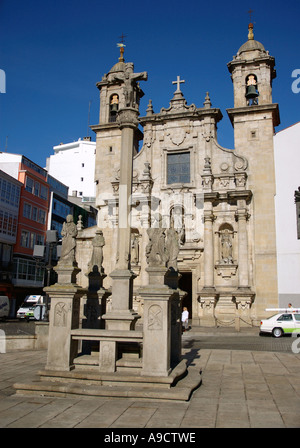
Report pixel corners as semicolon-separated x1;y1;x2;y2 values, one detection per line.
110;103;119;113
245;84;258;99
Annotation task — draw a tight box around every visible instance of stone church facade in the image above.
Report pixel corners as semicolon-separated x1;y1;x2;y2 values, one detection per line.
76;23;280;327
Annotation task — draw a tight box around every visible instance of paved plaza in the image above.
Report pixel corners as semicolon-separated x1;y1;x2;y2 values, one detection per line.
0;329;299;429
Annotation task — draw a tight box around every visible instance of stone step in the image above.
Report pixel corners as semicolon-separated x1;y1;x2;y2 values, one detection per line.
116;357;143;374
14;363;202;402
73;353;143;373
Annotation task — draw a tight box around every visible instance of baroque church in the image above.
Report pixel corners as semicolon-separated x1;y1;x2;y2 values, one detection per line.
75;22;280;328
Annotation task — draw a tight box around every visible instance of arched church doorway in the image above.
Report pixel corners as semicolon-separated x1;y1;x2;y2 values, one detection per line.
178;271;192;317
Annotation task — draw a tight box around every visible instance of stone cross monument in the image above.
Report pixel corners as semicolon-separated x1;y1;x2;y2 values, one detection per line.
100;66;147;347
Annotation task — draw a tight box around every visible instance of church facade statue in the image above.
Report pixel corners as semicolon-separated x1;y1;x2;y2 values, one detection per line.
59;215;78;265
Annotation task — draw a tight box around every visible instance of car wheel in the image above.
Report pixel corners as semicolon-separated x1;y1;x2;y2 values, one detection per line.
272;327;283;338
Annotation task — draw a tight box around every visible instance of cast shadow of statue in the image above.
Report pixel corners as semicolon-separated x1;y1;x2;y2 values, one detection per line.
81;265;107;355
181;340;201;368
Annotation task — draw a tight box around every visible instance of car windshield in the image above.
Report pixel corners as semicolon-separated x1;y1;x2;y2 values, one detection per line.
294;314;300;321
20;302;36;309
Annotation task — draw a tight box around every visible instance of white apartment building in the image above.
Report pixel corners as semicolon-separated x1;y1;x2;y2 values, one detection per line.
46;137;96;200
274;121;300;307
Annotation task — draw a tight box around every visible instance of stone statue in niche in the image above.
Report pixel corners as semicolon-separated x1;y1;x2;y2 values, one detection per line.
131;233;140;265
59;215;78;265
220;228;233;264
87;229;105;274
171;206;185;245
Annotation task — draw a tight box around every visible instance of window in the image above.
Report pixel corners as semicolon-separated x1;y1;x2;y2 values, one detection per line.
1;179;20;208
13;258;44;283
167;152;190;184
32;207;38;221
30;233;36;249
52;198;71;219
21;230;30;248
38;209;46;224
0;210;17;237
40;185;48;200
5;183;11;204
25;177;34;193
35;233;44;245
23;203;32;219
2;212;8;234
277;314;293;321
34;181;40;197
82;163;84;167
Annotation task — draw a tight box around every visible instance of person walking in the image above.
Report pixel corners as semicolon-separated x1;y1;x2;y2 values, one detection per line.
181;307;189;332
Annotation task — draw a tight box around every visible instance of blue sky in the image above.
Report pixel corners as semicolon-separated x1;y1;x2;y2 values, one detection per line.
0;0;299;168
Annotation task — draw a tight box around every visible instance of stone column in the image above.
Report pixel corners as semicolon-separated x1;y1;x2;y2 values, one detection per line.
116;108;138;270
199;205;217;326
203;208;215;289
234;202;254;326
236;204;249;288
101;108;140;332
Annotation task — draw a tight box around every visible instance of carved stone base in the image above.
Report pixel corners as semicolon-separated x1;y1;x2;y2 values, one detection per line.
198;290;217;327
43;284;87;371
54;263;81;285
140;266;182;377
234;288;255;327
215;293;236;326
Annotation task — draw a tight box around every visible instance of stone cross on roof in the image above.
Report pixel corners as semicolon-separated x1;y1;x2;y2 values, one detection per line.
172;75;185;93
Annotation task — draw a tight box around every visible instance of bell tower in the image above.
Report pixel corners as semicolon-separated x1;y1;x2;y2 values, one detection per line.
228;22;277;108
227;22;280;317
91;43;146;216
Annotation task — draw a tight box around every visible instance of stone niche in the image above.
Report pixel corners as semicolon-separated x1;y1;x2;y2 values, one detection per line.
215;223;238;283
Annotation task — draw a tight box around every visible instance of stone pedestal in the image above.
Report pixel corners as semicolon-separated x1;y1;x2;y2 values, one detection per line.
101;269;140;331
44;263;87;371
234;288;255;327
44;284;86;371
214;293;236;326
140;267;182;377
199;290;217;327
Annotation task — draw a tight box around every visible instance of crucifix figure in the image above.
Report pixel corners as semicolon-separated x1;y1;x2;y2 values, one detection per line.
172;75;185;93
112;64;147;107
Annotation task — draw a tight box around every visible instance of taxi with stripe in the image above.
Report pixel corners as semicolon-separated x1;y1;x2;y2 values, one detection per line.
260;308;300;338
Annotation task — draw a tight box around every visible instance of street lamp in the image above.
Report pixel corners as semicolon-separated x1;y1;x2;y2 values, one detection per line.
33;230;59;322
44;230;58;321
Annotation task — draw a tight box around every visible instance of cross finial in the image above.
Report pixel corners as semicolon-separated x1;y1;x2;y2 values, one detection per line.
247;9;254;40
172;75;185;92
117;33;127;62
248;9;254;23
119;33;127;44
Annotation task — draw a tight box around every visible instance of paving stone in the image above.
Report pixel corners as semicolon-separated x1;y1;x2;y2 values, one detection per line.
0;345;299;428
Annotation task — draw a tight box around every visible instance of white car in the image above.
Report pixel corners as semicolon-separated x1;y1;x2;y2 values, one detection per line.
16;295;45;320
260;308;300;338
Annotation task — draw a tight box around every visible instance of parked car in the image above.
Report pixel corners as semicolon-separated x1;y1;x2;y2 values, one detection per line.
0;296;9;320
260;308;300;338
16;295;45;320
25;304;46;321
